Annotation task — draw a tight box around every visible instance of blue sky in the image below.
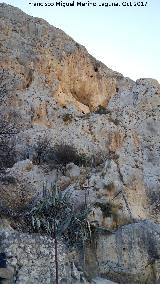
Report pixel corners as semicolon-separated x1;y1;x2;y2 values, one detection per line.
2;0;160;81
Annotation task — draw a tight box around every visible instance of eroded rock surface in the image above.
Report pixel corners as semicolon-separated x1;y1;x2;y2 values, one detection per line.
0;3;160;284
0;231;89;284
92;221;160;284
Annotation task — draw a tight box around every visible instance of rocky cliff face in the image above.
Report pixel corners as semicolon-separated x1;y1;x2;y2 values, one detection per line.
0;3;160;284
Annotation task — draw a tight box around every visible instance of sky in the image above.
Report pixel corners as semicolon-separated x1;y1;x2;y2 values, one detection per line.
1;0;160;82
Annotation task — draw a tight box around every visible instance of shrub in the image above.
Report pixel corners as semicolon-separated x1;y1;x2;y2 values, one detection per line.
95;202;112;218
95;105;108;115
0;174;16;185
53;144;87;167
31;137;91;169
62;113;73;123
25;184;92;283
28;185;91;248
32;137;50;165
0;136;16;170
31;138;105;169
53;145;106;167
108;117;120;126
95;201;121;218
90;152;106;167
31;137;58;168
104;182;114;192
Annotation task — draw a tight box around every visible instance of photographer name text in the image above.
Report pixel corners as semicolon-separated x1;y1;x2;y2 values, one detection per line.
29;2;148;7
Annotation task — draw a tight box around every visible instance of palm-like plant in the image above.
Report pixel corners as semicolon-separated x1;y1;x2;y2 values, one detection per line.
29;183;91;284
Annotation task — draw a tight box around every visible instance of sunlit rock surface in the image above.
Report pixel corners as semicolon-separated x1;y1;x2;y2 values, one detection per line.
0;3;160;283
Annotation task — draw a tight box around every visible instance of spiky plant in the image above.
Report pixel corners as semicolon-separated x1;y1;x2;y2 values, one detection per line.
29;183;91;283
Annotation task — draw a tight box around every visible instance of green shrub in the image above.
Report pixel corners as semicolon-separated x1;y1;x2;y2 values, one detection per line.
28;185;91;248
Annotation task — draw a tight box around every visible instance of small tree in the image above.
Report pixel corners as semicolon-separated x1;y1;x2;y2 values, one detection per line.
29;183;91;283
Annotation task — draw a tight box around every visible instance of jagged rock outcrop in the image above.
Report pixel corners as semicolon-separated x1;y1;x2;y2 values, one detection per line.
0;3;160;284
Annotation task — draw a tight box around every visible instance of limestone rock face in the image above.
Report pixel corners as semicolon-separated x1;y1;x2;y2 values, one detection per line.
0;231;89;284
93;221;160;284
0;2;128;120
0;267;13;284
0;160;57;209
0;3;160;284
107;78;160;224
